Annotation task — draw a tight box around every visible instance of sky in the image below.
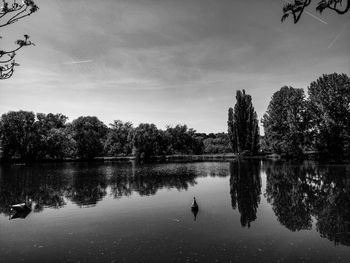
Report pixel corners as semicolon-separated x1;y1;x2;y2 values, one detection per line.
0;0;349;133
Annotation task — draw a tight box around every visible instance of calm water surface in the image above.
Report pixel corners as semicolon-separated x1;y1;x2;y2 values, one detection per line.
0;160;349;262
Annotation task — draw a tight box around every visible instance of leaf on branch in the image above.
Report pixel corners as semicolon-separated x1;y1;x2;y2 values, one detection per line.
283;3;294;13
12;61;20;66
25;0;39;13
14;35;34;47
1;2;9;13
316;0;328;13
281;13;290;22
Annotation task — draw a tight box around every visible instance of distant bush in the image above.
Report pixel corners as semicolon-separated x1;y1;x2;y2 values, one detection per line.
203;133;231;154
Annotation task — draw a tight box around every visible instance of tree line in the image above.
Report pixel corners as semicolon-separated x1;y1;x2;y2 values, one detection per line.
262;73;350;158
228;73;350;158
0;113;230;161
1;72;348;161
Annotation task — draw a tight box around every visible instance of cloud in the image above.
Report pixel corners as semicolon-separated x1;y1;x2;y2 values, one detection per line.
1;0;349;133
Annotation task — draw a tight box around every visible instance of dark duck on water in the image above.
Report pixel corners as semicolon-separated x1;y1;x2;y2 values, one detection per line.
191;197;199;210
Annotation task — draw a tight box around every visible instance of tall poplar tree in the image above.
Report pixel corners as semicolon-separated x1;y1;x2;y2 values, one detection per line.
228;90;259;155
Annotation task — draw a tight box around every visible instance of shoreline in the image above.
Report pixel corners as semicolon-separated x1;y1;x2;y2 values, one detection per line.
1;152;349;164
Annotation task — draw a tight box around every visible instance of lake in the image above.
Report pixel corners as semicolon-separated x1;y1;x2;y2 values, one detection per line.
0;160;349;262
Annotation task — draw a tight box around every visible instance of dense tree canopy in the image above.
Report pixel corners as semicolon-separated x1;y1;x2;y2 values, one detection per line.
203;133;231;154
131;124;204;159
282;0;350;23
0;110;233;162
41;126;77;159
132;123;161;160
0;111;75;160
165;124;203;155
104;120;133;156
34;113;71;159
0;111;37;160
308;73;350;157
228;90;259;155
262;73;349;157
71;116;108;159
262;86;310;156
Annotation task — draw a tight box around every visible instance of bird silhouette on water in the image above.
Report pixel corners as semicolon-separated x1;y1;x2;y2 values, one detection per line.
191;197;199;221
191;197;199;210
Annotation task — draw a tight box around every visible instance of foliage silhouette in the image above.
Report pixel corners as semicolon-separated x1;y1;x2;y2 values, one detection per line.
0;0;38;79
308;73;350;157
228;90;259;155
262;86;311;156
104;120;134;156
71;116;108;160
281;0;349;23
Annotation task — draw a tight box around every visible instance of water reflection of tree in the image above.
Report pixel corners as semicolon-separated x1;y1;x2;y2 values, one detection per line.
229;161;261;228
265;162;313;231
265;161;350;246
0;162;204;215
109;164;198;197
65;168;108;207
0;164;70;215
313;166;350;246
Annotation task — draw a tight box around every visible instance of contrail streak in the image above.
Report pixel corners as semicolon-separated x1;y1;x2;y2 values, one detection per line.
328;32;342;48
62;60;93;65
328;25;347;48
282;0;328;24
304;10;328;25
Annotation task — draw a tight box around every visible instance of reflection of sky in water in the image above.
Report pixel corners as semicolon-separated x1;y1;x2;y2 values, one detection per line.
0;161;349;262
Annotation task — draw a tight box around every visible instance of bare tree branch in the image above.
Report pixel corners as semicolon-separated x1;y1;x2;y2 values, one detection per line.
0;1;38;80
282;0;349;23
0;60;19;80
317;0;350;14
